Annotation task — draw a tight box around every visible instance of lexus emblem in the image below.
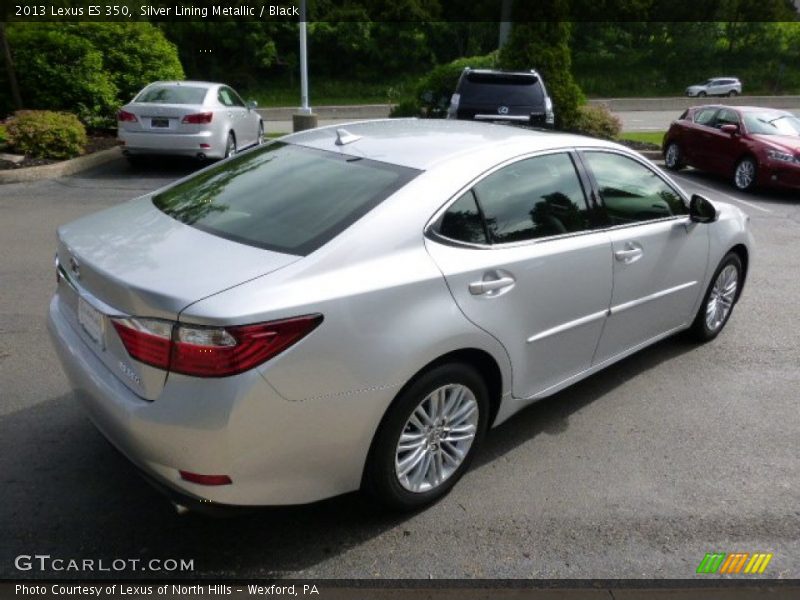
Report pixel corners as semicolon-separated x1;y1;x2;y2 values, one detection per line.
498;106;509;115
69;256;80;279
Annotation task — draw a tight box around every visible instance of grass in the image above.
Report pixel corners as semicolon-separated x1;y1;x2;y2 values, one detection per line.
244;77;411;107
618;131;665;146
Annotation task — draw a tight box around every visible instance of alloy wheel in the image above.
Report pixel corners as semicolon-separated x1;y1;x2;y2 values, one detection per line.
734;159;755;190
705;264;738;332
665;143;681;169
394;383;479;493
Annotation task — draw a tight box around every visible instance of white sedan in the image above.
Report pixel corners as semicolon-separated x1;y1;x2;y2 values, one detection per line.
117;80;263;162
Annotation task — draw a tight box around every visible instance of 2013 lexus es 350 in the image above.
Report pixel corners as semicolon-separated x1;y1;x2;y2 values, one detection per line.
48;120;753;512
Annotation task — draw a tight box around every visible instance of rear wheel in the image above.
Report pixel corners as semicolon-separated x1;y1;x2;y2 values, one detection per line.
257;122;264;145
224;132;236;158
664;142;685;171
364;362;489;511
728;90;738;97
689;252;742;342
733;157;757;191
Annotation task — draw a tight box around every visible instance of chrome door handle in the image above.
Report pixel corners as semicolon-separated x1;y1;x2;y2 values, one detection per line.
614;246;644;264
469;276;515;295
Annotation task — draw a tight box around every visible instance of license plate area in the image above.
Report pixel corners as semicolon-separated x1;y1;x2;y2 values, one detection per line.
78;296;105;347
150;118;170;128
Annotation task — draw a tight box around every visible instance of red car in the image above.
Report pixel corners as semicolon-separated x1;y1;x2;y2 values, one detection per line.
662;105;800;191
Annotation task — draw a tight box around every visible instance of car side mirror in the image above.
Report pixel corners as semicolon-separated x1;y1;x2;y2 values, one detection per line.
689;194;717;223
246;100;258;110
720;123;738;135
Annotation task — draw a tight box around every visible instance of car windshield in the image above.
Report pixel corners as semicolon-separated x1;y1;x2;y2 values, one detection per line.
743;112;800;136
152;143;420;255
135;85;208;104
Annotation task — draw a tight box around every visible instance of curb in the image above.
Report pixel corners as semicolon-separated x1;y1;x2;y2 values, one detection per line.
0;146;122;184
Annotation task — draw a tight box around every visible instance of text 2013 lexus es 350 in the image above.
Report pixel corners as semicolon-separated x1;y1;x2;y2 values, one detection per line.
48;120;753;512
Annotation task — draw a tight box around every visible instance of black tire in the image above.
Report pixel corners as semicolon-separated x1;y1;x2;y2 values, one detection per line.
733;156;758;192
664;141;685;171
688;252;743;342
728;90;738;97
257;122;264;145
698;91;707;97
224;132;236;158
363;362;490;511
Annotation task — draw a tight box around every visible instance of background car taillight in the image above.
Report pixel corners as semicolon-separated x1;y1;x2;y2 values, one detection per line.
111;315;322;377
181;112;213;124
117;110;138;123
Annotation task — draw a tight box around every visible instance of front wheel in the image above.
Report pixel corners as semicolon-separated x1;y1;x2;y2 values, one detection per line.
664;142;684;171
698;91;707;97
689;252;742;342
733;157;757;191
363;363;489;511
256;122;264;145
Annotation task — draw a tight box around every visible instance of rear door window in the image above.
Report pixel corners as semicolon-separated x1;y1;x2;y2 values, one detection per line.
471;152;591;243
153;143;419;255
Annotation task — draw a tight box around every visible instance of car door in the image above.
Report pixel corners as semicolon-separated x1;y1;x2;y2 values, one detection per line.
218;86;249;147
580;151;710;365
424;151;613;399
704;107;743;175
229;86;259;146
685;106;720;168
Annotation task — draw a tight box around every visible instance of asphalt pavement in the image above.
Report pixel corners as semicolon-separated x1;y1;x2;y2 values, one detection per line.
1;156;798;580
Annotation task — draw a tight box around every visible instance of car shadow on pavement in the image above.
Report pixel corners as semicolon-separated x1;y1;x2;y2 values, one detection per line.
72;156;208;183
0;335;697;579
476;335;697;466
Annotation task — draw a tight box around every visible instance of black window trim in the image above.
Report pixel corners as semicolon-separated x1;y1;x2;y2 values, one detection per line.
575;147;690;232
425;148;598;249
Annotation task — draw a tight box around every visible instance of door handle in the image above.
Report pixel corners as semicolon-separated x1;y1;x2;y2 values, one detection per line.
469;276;516;296
614;243;644;264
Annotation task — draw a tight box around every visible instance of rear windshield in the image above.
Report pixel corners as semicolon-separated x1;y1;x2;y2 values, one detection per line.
152;143;419;255
135;85;208;104
459;73;544;106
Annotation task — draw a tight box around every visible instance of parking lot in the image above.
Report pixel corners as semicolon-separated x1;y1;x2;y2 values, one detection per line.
1;153;798;580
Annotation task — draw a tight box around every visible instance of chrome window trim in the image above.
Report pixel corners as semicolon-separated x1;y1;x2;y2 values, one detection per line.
425;147;598;249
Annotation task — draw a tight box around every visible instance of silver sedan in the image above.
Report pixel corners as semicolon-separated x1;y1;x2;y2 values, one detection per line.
117;80;263;161
48;120;753;512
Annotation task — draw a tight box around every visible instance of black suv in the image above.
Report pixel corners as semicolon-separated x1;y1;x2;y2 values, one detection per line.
447;68;554;128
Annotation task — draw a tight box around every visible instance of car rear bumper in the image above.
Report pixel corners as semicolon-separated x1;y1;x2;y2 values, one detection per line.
118;129;225;158
47;294;398;507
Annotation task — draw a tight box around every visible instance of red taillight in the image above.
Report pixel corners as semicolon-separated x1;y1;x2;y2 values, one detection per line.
111;318;172;370
111;315;322;378
181;112;213;124
117;110;138;123
179;471;232;486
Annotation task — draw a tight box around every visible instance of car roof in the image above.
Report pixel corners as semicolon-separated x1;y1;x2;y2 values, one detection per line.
283;119;622;171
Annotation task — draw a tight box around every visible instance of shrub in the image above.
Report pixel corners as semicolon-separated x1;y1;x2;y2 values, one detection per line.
6;110;87;159
391;51;499;118
5;23;184;126
569;104;622;140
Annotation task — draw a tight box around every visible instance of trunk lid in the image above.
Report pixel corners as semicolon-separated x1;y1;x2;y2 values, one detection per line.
119;102;211;134
56;196;300;399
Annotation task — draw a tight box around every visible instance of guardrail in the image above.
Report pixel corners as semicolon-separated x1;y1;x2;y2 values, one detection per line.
587;95;800;111
255;96;800;123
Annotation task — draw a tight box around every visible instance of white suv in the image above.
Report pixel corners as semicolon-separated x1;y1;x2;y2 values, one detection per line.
685;77;742;97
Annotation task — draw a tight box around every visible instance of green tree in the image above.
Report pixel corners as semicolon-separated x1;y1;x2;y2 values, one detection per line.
499;1;583;128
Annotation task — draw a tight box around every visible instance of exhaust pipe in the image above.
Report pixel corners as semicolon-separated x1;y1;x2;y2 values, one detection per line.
196;153;206;160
